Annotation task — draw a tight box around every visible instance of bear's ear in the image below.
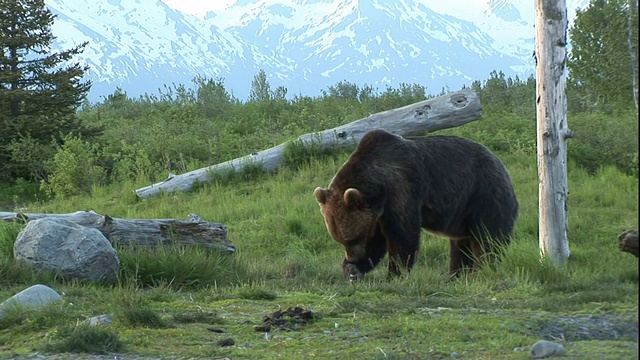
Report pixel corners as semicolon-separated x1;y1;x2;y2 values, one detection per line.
344;188;365;209
314;187;328;204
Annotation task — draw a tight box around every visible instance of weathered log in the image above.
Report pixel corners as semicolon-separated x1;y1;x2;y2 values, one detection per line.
134;88;482;199
0;211;235;253
618;229;639;257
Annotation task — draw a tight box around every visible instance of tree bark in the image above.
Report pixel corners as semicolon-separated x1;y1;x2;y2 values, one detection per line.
0;211;235;253
618;229;639;257
535;0;572;266
135;88;482;199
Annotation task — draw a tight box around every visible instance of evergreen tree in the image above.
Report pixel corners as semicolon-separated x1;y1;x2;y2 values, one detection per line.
249;69;272;102
568;0;638;108
0;0;101;181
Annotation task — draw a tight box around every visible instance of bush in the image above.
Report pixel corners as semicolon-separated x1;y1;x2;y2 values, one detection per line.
41;134;106;198
568;110;638;176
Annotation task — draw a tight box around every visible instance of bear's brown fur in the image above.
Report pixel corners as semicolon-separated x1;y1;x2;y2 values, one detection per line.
314;129;518;281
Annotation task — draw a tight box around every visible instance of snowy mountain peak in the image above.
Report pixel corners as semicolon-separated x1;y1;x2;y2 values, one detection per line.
484;0;523;23
42;0;587;102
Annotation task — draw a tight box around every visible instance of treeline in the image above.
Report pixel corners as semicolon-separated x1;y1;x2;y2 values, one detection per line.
9;70;635;199
0;0;637;200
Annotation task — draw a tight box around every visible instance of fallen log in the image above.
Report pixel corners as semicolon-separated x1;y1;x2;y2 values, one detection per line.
134;88;482;199
0;211;235;253
618;229;639;257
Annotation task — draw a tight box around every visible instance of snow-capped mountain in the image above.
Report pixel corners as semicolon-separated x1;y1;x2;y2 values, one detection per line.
44;0;588;102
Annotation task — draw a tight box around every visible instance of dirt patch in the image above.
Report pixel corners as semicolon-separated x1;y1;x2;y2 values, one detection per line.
532;314;639;342
253;306;315;332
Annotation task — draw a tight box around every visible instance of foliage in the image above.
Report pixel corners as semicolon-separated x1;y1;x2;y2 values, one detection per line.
0;0;102;181
249;69;272;102
568;0;639;110
193;75;236;119
475;71;536;120
40;134;106;198
568;109;639;176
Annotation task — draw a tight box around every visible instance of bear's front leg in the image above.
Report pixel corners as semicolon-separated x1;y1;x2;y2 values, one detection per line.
448;237;484;277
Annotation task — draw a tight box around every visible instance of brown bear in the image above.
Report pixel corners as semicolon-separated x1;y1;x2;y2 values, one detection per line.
314;129;518;281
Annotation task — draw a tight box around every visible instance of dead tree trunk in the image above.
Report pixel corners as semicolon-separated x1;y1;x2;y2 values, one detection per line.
535;0;573;266
135;88;482;199
0;211;235;253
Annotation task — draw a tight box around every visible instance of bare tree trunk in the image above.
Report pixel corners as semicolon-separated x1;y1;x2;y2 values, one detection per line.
535;0;573;266
629;0;639;110
135;88;482;199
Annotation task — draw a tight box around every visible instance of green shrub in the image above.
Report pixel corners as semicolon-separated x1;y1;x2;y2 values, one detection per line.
568;110;638;176
41;134;106;198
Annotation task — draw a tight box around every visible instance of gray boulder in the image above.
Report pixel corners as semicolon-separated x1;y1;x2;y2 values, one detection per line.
0;284;62;319
531;340;567;358
14;218;120;284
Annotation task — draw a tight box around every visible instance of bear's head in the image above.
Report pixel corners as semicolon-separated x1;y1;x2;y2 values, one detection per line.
314;186;381;281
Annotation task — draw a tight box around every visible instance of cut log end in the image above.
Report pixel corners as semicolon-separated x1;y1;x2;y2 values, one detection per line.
618;230;639;257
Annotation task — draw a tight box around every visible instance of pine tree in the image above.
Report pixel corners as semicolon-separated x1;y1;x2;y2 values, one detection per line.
249;69;272;102
0;0;102;181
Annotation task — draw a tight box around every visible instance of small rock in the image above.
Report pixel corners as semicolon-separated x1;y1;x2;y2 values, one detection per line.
217;338;235;347
531;340;567;358
83;314;113;326
207;327;224;333
451;351;460;358
514;346;529;352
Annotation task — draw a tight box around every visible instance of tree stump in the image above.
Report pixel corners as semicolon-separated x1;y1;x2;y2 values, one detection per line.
618;230;639;257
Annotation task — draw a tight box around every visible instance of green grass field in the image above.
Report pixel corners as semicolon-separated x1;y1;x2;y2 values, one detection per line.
0;113;638;359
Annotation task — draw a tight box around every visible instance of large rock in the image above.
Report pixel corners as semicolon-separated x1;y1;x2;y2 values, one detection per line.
14;218;120;284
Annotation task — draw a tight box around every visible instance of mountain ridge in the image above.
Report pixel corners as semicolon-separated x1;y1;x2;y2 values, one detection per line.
42;0;587;102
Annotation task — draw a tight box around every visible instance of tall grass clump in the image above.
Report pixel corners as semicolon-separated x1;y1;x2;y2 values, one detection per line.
206;159;269;187
43;323;123;354
117;245;245;289
282;133;354;170
0;221;22;259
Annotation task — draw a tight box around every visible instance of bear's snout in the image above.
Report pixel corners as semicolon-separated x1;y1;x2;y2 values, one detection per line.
343;262;364;282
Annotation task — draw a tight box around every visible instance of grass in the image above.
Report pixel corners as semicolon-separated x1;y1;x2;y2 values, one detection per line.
0;116;637;359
